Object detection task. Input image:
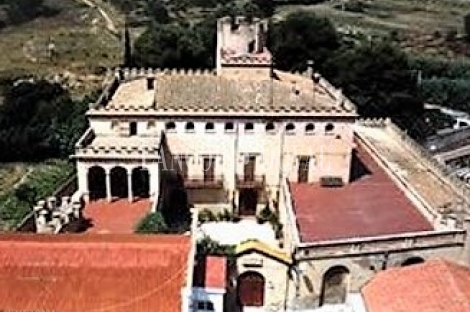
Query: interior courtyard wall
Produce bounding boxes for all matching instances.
[292,244,464,308]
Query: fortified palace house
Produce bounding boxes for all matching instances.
[69,16,470,310]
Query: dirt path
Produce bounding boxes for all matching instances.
[75,0,119,36]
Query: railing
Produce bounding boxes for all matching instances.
[235,174,265,188]
[184,175,224,189]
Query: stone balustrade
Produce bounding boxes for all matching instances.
[32,195,83,234]
[295,229,466,260]
[358,118,470,208]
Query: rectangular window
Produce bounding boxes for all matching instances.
[203,157,215,182]
[298,156,310,183]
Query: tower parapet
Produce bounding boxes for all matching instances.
[216,16,272,76]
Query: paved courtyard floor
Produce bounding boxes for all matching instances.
[83,199,151,234]
[196,219,276,245]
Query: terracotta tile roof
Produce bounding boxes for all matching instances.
[155,73,335,113]
[83,199,151,234]
[362,259,470,312]
[291,140,433,242]
[0,234,190,312]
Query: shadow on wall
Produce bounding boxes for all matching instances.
[349,150,372,182]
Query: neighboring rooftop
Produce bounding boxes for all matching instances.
[425,126,470,155]
[362,258,470,312]
[291,140,433,242]
[83,199,151,234]
[193,256,227,289]
[88,69,356,117]
[0,234,190,312]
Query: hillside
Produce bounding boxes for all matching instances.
[277,0,470,59]
[0,0,123,95]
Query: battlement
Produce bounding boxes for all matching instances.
[86,67,357,117]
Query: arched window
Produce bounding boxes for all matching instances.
[266,122,275,133]
[185,122,195,132]
[325,123,335,133]
[286,123,295,133]
[320,266,350,306]
[245,123,254,132]
[166,122,176,131]
[225,122,234,132]
[305,123,315,134]
[206,122,215,132]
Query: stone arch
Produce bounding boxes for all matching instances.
[237,271,265,307]
[110,166,128,199]
[88,166,106,200]
[132,167,150,199]
[319,265,350,306]
[401,256,425,267]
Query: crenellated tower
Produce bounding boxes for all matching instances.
[216,16,272,77]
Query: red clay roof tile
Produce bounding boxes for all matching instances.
[362,259,470,312]
[0,234,190,312]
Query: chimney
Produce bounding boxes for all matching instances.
[306,60,314,79]
[147,76,155,90]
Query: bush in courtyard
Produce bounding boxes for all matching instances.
[135,211,168,234]
[197,235,236,257]
[198,208,217,223]
[216,209,241,222]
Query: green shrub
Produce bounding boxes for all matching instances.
[198,208,217,223]
[135,212,168,234]
[216,209,240,222]
[197,235,236,257]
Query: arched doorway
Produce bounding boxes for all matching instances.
[110,166,128,199]
[319,266,350,306]
[237,271,265,307]
[88,166,106,200]
[132,167,150,199]
[402,257,425,267]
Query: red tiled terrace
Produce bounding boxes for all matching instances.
[83,199,151,234]
[0,234,190,312]
[290,141,433,242]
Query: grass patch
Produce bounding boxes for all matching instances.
[0,159,74,230]
[0,0,121,96]
[276,0,470,58]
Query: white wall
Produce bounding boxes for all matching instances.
[191,287,225,312]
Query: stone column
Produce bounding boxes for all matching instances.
[127,170,133,203]
[106,170,112,202]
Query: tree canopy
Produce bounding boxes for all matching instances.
[269,11,340,72]
[0,79,88,162]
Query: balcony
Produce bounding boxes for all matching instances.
[184,175,224,189]
[236,174,265,189]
